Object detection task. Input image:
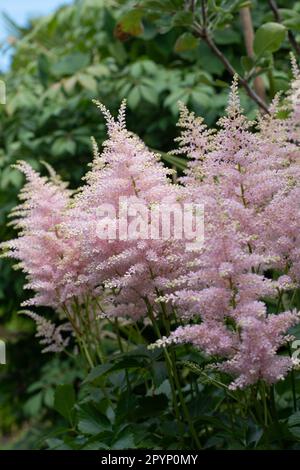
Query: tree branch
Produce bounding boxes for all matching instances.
[268,0,300,56]
[201,0,207,28]
[194,24,269,113]
[240,6,266,103]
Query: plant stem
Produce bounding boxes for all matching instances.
[240,6,266,102]
[91,299,106,363]
[268,69,276,99]
[145,299,196,447]
[275,290,298,411]
[157,301,202,449]
[62,304,94,369]
[261,382,269,427]
[115,318,131,392]
[145,302,181,417]
[288,342,298,412]
[270,385,278,422]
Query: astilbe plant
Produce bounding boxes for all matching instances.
[0,160,108,364]
[1,101,193,369]
[65,100,190,322]
[2,74,300,447]
[2,161,72,308]
[163,75,300,390]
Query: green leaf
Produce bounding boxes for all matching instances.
[44,387,55,408]
[54,384,76,424]
[241,56,255,72]
[174,33,198,53]
[127,87,141,109]
[288,412,300,428]
[77,73,98,93]
[115,392,138,422]
[117,10,144,37]
[0,168,23,189]
[214,29,240,45]
[131,62,144,78]
[160,153,186,171]
[254,22,286,56]
[283,17,300,33]
[85,363,114,383]
[77,404,111,435]
[86,64,110,77]
[139,0,180,12]
[82,441,110,450]
[52,137,76,156]
[171,11,194,27]
[229,0,252,12]
[24,393,43,417]
[37,54,50,86]
[110,357,143,371]
[51,53,90,77]
[140,85,158,105]
[289,427,300,439]
[46,438,72,450]
[112,431,135,450]
[191,90,211,107]
[152,361,168,387]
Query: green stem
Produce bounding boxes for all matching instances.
[155,299,202,449]
[268,69,276,99]
[276,290,298,412]
[115,318,131,392]
[261,382,269,427]
[62,304,94,369]
[288,342,297,412]
[73,298,96,366]
[144,300,185,443]
[91,299,106,363]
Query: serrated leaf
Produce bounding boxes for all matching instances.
[288,412,300,427]
[46,438,72,450]
[77,404,111,435]
[112,432,135,450]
